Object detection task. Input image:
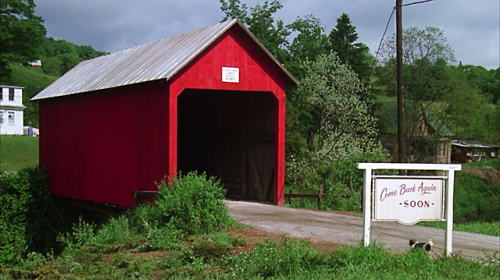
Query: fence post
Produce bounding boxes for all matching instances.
[318,184,323,210]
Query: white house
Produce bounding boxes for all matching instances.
[0,84,25,135]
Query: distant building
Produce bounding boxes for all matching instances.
[451,140,499,163]
[0,84,25,135]
[375,101,453,163]
[29,60,42,68]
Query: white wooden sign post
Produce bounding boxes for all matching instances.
[357,163,461,256]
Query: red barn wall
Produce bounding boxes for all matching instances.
[169,25,287,205]
[39,81,170,207]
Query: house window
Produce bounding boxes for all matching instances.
[0,88,3,100]
[8,112,14,125]
[9,88,14,101]
[0,111,3,123]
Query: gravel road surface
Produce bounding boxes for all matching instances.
[227,200,499,260]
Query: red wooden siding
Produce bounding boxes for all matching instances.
[169,25,286,205]
[39,81,170,207]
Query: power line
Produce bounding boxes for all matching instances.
[368,7,396,78]
[368,0,436,78]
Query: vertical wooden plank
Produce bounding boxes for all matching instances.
[168,86,178,179]
[247,142,263,201]
[274,95,286,206]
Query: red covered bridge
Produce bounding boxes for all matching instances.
[32,19,298,208]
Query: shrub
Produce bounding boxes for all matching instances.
[286,146,388,211]
[56,216,97,250]
[0,166,64,265]
[94,216,143,248]
[155,172,230,235]
[0,171,31,264]
[453,172,500,223]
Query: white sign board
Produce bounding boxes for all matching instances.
[222,67,239,83]
[374,178,444,225]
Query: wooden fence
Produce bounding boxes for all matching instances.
[284,184,327,210]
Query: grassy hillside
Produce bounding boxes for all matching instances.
[0,135,39,172]
[6,63,58,88]
[3,63,59,127]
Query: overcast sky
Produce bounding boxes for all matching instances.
[35,0,499,69]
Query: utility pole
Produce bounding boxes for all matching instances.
[396,0,405,164]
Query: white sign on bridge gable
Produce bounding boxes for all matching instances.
[375,178,444,225]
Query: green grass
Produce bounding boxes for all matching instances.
[418,221,500,237]
[463,158,500,171]
[0,135,39,172]
[1,233,498,279]
[6,63,59,88]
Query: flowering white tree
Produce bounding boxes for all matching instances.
[300,52,379,162]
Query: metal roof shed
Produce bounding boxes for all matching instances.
[32,19,298,208]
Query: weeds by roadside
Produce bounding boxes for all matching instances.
[1,171,499,279]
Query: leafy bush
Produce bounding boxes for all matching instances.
[286,146,388,212]
[0,171,31,264]
[141,220,184,251]
[94,216,143,248]
[57,216,97,251]
[154,172,230,235]
[0,166,64,265]
[453,172,500,223]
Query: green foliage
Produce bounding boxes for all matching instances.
[299,52,378,159]
[328,13,372,83]
[0,171,30,264]
[223,237,330,278]
[0,135,39,172]
[155,172,230,235]
[286,15,329,81]
[188,233,234,261]
[0,166,63,265]
[453,172,500,223]
[57,216,97,251]
[0,0,46,80]
[39,37,108,76]
[93,216,141,248]
[146,221,184,251]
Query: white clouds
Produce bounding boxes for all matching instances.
[34,0,499,69]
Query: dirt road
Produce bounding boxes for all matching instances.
[227,201,499,260]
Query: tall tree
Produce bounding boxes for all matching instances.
[286,15,329,81]
[0,0,46,80]
[300,52,377,158]
[328,13,372,83]
[377,27,456,161]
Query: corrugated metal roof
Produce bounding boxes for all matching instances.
[32,19,297,101]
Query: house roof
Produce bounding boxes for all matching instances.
[451,140,499,148]
[0,84,24,89]
[424,110,454,137]
[375,99,454,137]
[32,19,298,101]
